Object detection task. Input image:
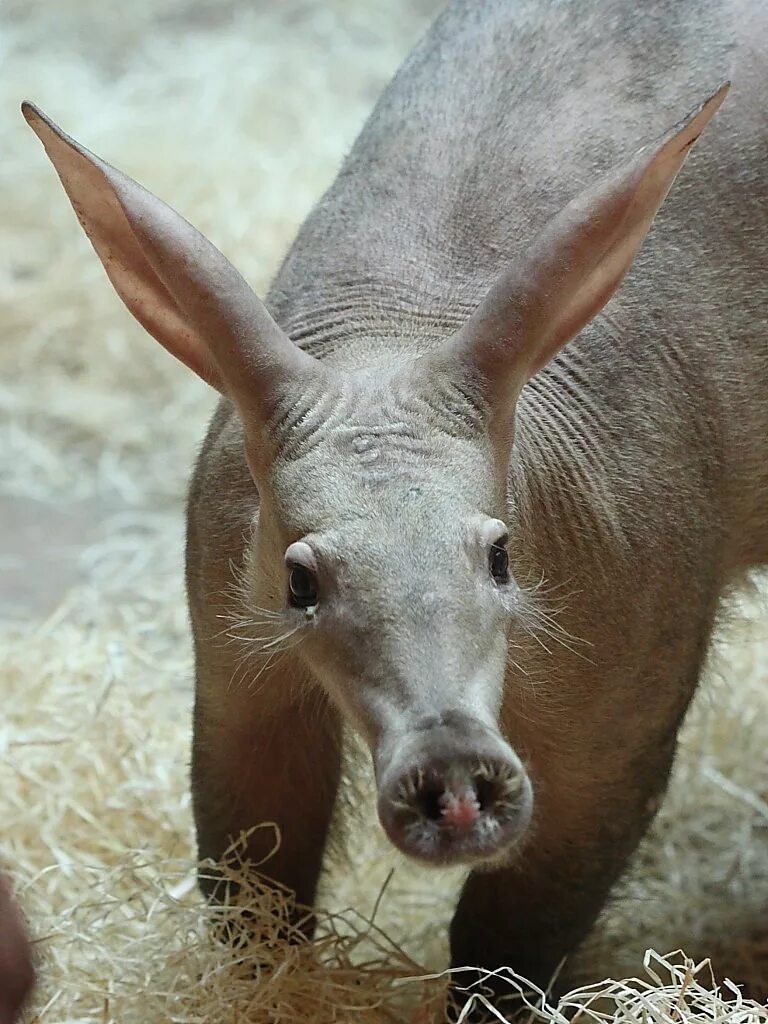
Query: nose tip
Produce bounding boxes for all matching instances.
[410,766,502,829]
[379,752,532,865]
[439,787,480,832]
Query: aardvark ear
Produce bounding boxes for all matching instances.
[425,83,729,421]
[22,102,321,419]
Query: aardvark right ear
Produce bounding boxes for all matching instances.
[22,103,321,419]
[421,82,729,432]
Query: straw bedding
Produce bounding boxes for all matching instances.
[1,1,767,1021]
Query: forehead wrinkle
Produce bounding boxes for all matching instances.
[267,372,501,534]
[271,367,487,476]
[335,418,432,485]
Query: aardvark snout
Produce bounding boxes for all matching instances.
[376,716,533,866]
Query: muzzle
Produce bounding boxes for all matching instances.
[375,711,533,866]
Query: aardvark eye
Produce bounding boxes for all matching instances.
[488,540,509,585]
[288,565,318,608]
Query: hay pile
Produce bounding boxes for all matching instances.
[1,1,767,1021]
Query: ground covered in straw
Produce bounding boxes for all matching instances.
[1,1,767,1021]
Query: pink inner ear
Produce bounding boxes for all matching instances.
[527,260,628,378]
[24,106,226,392]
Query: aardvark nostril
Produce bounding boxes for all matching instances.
[379,754,532,865]
[416,779,444,822]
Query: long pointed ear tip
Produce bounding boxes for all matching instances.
[701,79,731,117]
[690,81,731,129]
[22,104,91,171]
[21,100,42,128]
[21,101,58,143]
[663,80,730,156]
